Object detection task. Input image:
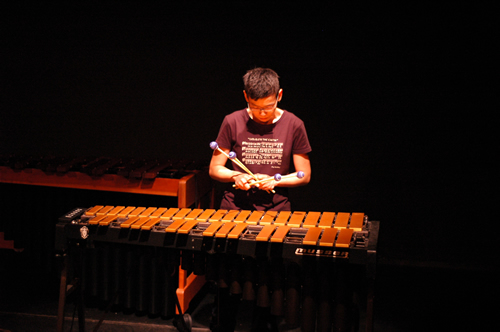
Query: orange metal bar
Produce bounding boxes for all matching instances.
[215,222,236,238]
[221,210,239,222]
[349,212,364,231]
[128,207,146,217]
[172,208,191,220]
[227,223,248,239]
[184,208,204,220]
[165,219,186,233]
[150,207,168,217]
[139,207,157,217]
[95,205,114,216]
[196,208,216,221]
[256,225,276,241]
[89,215,107,225]
[318,212,335,228]
[203,221,223,236]
[177,220,199,234]
[274,211,291,226]
[336,228,354,247]
[334,212,350,229]
[233,210,251,223]
[107,206,126,216]
[287,211,306,227]
[319,227,339,247]
[131,217,151,229]
[85,205,103,216]
[260,211,278,225]
[303,227,323,245]
[99,215,118,226]
[120,216,141,228]
[270,226,291,243]
[209,209,227,221]
[246,211,264,225]
[302,211,321,228]
[117,206,136,217]
[141,217,161,231]
[160,207,179,220]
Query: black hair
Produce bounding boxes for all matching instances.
[243,67,280,100]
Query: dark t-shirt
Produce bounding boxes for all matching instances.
[215,108,311,211]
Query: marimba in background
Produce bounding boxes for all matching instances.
[0,155,214,332]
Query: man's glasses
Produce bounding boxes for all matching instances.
[247,91,280,112]
[247,100,278,112]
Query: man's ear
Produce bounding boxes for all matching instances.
[243,90,249,102]
[277,88,283,102]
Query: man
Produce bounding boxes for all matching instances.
[207,68,313,331]
[209,67,312,211]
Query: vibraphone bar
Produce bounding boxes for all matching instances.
[56,206,379,332]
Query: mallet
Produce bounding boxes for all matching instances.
[233,171,305,188]
[210,141,274,193]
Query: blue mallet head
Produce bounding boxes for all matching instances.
[210,141,219,150]
[297,171,305,179]
[228,151,237,159]
[274,173,282,181]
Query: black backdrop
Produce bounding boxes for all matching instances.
[1,3,495,270]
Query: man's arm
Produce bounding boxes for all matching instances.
[209,148,255,190]
[257,153,311,191]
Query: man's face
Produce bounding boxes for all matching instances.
[244,90,283,125]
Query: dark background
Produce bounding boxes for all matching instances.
[1,2,496,270]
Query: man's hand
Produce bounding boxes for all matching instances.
[253,173,277,191]
[233,173,256,191]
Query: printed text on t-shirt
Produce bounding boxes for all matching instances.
[242,138,283,168]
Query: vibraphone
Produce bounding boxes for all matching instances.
[56,205,379,332]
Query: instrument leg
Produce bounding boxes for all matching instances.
[205,253,217,283]
[270,258,285,317]
[333,262,354,332]
[242,257,256,301]
[252,258,275,332]
[193,251,206,276]
[366,277,375,332]
[75,244,86,332]
[111,244,124,313]
[214,254,233,332]
[317,262,334,332]
[301,260,317,332]
[136,246,150,313]
[100,244,111,305]
[181,249,194,274]
[227,255,243,331]
[149,248,161,317]
[229,255,242,296]
[56,242,86,332]
[123,245,138,313]
[285,262,301,330]
[56,253,68,332]
[86,245,99,306]
[161,248,179,319]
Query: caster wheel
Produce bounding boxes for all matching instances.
[173,313,192,332]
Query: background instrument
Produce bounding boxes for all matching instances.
[0,155,212,208]
[0,154,213,248]
[0,155,214,332]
